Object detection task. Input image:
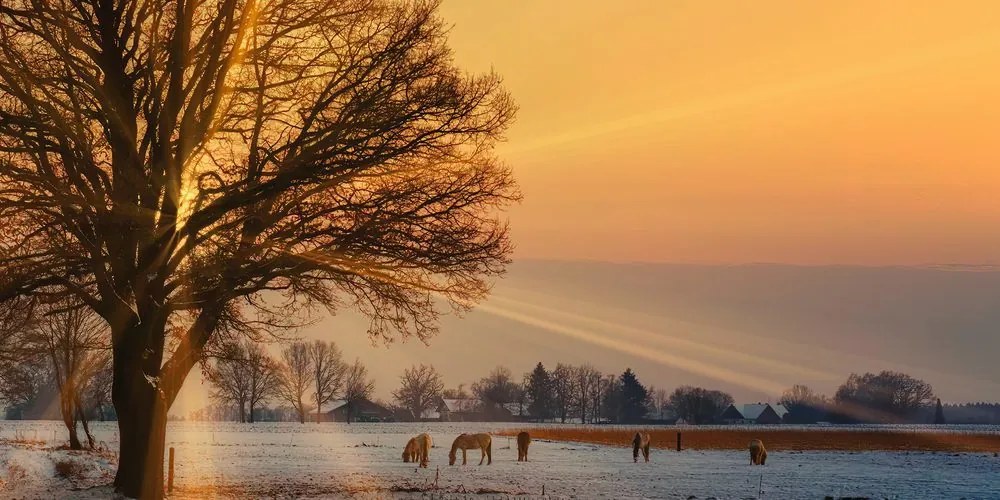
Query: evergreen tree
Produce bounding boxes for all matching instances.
[526,363,554,421]
[618,368,650,424]
[934,398,946,424]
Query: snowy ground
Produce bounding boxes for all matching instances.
[1,421,998,499]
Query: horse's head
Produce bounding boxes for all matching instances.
[448,449,457,465]
[402,449,410,462]
[632,433,642,462]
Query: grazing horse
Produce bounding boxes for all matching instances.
[402,437,419,463]
[402,433,432,467]
[749,439,767,465]
[449,433,492,465]
[632,432,651,463]
[516,431,531,461]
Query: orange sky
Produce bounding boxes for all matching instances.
[441,0,1000,265]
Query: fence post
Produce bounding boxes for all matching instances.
[676,432,682,452]
[168,447,175,493]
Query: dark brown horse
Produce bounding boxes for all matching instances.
[516,431,531,461]
[632,432,650,462]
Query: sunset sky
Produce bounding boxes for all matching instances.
[166,1,1000,414]
[442,0,1000,265]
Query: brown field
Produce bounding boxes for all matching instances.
[497,427,1000,452]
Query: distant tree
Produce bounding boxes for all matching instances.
[341,359,375,424]
[667,386,734,424]
[600,375,623,422]
[616,369,650,424]
[834,371,935,423]
[934,398,946,424]
[205,342,253,422]
[278,342,314,424]
[472,366,519,413]
[82,365,114,422]
[4,303,109,448]
[244,344,280,423]
[393,364,444,420]
[442,384,471,400]
[309,341,347,423]
[779,384,828,424]
[551,363,576,423]
[572,364,602,423]
[525,363,554,421]
[648,387,670,420]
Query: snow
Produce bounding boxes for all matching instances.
[1,421,998,498]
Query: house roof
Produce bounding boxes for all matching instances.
[741,403,789,420]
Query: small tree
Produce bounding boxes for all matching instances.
[472,366,518,413]
[309,341,347,423]
[551,363,576,423]
[342,359,375,423]
[278,342,313,424]
[393,364,444,420]
[934,398,946,425]
[244,344,280,423]
[572,364,601,423]
[525,363,554,421]
[779,384,827,424]
[205,342,252,422]
[617,369,649,424]
[442,384,471,400]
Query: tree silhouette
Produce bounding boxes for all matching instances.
[525,362,554,421]
[617,368,649,424]
[0,1,517,496]
[834,371,934,423]
[392,363,444,420]
[934,398,946,425]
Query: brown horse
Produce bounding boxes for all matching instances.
[749,439,767,465]
[516,431,531,461]
[402,437,419,463]
[632,432,651,463]
[449,433,492,465]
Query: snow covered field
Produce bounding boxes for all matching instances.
[1,421,998,499]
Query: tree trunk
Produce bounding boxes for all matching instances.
[113,375,167,499]
[60,388,82,450]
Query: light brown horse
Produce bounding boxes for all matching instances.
[632,432,651,463]
[516,431,531,461]
[449,433,492,465]
[749,439,767,465]
[402,437,419,463]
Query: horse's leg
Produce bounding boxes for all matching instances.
[462,449,467,465]
[644,445,650,462]
[479,446,485,465]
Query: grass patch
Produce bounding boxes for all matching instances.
[497,428,1000,452]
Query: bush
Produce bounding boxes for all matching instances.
[53,459,86,480]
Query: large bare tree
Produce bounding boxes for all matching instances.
[392,363,443,420]
[277,341,313,423]
[309,340,346,422]
[0,0,517,494]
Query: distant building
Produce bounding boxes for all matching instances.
[721,403,788,424]
[319,398,394,422]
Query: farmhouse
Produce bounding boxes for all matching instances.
[721,403,789,424]
[319,398,395,422]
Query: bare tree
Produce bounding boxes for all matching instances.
[341,358,375,423]
[667,386,734,424]
[0,0,517,495]
[392,363,444,420]
[649,386,670,420]
[205,342,252,422]
[278,342,313,423]
[472,365,518,416]
[551,363,576,423]
[572,364,600,423]
[309,340,347,423]
[244,343,280,423]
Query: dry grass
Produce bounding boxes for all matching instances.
[53,458,87,480]
[498,427,1000,452]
